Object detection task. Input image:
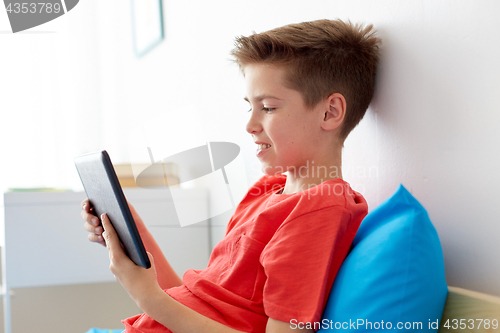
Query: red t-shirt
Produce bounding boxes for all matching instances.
[123,175,367,332]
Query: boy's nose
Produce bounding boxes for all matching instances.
[245,111,262,134]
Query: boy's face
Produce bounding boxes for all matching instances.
[244,63,326,176]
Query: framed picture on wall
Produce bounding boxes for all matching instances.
[131,0,164,57]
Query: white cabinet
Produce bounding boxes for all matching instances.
[1,187,210,333]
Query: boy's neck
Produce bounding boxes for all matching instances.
[281,151,343,195]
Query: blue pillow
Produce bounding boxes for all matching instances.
[318,184,447,332]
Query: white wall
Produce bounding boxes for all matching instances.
[0,0,102,192]
[1,0,499,297]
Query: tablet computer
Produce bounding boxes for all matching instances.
[74,150,151,269]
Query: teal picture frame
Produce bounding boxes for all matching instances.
[131,0,164,57]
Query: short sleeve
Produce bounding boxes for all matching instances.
[261,205,351,324]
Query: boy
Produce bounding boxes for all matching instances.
[81,19,380,333]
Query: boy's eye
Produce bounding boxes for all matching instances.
[246,107,275,113]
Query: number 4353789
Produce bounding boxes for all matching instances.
[6,3,62,14]
[443,319,498,330]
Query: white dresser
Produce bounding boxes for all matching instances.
[1,187,210,333]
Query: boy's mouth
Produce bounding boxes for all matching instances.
[256,143,271,157]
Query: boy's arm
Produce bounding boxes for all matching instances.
[266,318,314,333]
[141,298,314,333]
[101,212,244,333]
[101,213,312,333]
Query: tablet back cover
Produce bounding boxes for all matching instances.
[74,151,150,268]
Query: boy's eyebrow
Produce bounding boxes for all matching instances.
[243,95,283,103]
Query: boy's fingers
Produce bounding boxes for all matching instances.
[81,210,100,227]
[84,222,103,235]
[81,199,95,215]
[101,214,125,258]
[101,214,113,237]
[83,221,97,233]
[81,199,88,210]
[88,233,106,246]
[82,200,94,212]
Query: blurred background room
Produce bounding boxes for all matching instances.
[1,0,499,332]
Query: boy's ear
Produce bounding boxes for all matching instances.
[321,93,346,131]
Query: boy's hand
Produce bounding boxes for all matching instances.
[81,199,105,246]
[81,198,146,247]
[100,213,164,309]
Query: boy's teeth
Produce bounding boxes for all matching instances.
[258,144,271,149]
